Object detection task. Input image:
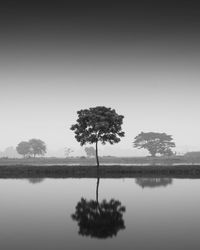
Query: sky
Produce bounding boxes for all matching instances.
[1,0,200,156]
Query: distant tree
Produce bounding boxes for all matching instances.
[133,132,175,157]
[4,146,19,158]
[71,106,125,168]
[84,147,95,158]
[65,147,74,157]
[28,139,46,157]
[16,141,31,158]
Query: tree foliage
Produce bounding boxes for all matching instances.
[71,106,125,145]
[28,139,47,157]
[16,141,31,157]
[133,132,175,157]
[16,139,46,158]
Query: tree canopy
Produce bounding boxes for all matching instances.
[16,139,46,158]
[71,106,125,167]
[29,139,46,157]
[133,132,175,157]
[16,141,31,157]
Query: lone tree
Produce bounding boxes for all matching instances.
[85,147,95,158]
[16,141,31,158]
[133,132,175,157]
[71,106,125,168]
[28,139,47,157]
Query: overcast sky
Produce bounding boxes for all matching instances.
[1,1,200,156]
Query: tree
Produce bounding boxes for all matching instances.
[71,106,125,168]
[65,147,74,158]
[85,147,95,158]
[16,141,31,158]
[133,132,175,157]
[28,139,46,157]
[3,146,19,158]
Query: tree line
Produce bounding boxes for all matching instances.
[16,106,176,167]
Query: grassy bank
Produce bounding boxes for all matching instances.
[1,155,200,166]
[0,164,200,178]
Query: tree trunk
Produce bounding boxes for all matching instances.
[96,177,100,205]
[96,177,100,212]
[95,140,100,169]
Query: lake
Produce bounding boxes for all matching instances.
[0,177,199,250]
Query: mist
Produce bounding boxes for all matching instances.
[1,0,200,156]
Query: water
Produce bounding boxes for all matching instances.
[0,178,199,249]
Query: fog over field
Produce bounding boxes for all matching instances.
[1,1,200,156]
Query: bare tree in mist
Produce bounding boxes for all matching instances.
[64,147,74,158]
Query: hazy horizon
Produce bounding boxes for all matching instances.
[1,1,200,156]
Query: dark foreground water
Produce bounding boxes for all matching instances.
[0,178,199,250]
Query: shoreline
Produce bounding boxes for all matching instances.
[0,164,200,178]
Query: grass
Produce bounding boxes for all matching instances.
[1,155,200,166]
[0,164,199,179]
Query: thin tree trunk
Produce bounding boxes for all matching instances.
[95,140,100,169]
[96,177,100,205]
[96,177,100,212]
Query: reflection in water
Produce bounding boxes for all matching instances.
[72,178,126,239]
[28,178,44,184]
[135,178,173,188]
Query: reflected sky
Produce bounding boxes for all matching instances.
[0,178,199,249]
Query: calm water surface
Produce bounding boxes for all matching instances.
[0,178,199,250]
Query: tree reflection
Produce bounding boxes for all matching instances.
[28,178,44,184]
[72,178,126,239]
[135,178,173,188]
